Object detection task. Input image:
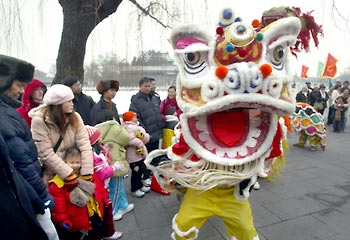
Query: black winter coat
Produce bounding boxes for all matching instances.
[0,131,48,240]
[0,93,48,204]
[90,96,121,125]
[73,91,95,125]
[130,91,163,144]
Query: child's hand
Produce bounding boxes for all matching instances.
[135,131,144,139]
[133,166,140,172]
[136,147,144,155]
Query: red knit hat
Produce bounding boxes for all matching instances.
[85,125,102,145]
[122,111,136,122]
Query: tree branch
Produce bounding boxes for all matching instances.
[128,0,171,28]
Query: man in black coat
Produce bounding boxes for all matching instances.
[130,77,163,152]
[0,133,48,240]
[64,76,95,125]
[0,54,55,239]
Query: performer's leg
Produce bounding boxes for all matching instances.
[295,130,307,147]
[215,187,258,240]
[309,135,319,151]
[172,188,213,239]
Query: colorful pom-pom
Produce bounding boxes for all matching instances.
[238,49,247,57]
[223,9,233,20]
[251,19,260,28]
[234,17,242,22]
[226,44,234,52]
[259,64,273,77]
[215,66,229,79]
[256,32,264,41]
[216,26,224,35]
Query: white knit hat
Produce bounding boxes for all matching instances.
[43,84,74,105]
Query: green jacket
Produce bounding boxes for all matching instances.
[95,120,130,177]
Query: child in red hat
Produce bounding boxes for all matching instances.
[122,111,151,198]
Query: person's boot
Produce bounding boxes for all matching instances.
[151,175,170,195]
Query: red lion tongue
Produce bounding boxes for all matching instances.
[211,110,245,147]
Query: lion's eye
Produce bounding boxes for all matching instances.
[181,51,209,79]
[185,52,201,65]
[273,46,284,62]
[268,45,285,70]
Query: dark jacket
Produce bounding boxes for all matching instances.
[129,91,163,144]
[315,91,329,108]
[0,93,48,204]
[72,91,95,125]
[17,79,46,127]
[0,132,48,240]
[295,91,309,103]
[90,96,120,125]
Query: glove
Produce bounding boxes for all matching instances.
[43,194,55,210]
[64,173,78,192]
[135,131,144,139]
[112,162,125,172]
[136,147,144,155]
[32,197,45,215]
[80,174,93,182]
[61,220,73,230]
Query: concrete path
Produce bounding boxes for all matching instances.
[115,129,350,240]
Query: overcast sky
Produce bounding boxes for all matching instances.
[1,0,350,77]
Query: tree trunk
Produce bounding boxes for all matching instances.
[53,0,123,84]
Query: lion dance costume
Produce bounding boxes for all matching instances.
[292,102,327,151]
[146,6,322,240]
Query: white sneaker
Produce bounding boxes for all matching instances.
[253,181,260,190]
[141,186,151,193]
[142,178,151,187]
[113,212,122,221]
[104,231,123,239]
[112,203,134,221]
[132,189,145,198]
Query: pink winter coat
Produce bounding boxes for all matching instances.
[122,121,150,163]
[93,147,114,187]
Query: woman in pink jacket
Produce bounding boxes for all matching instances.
[122,111,150,198]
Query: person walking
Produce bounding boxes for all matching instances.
[64,76,95,125]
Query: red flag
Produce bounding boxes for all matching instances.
[301,65,309,79]
[321,53,338,78]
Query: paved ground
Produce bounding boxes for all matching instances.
[114,129,350,240]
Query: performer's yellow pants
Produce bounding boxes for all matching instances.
[297,130,320,147]
[163,128,175,149]
[172,187,258,240]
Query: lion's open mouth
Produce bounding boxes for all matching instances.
[186,108,272,160]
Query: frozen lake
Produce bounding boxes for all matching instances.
[84,89,168,115]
